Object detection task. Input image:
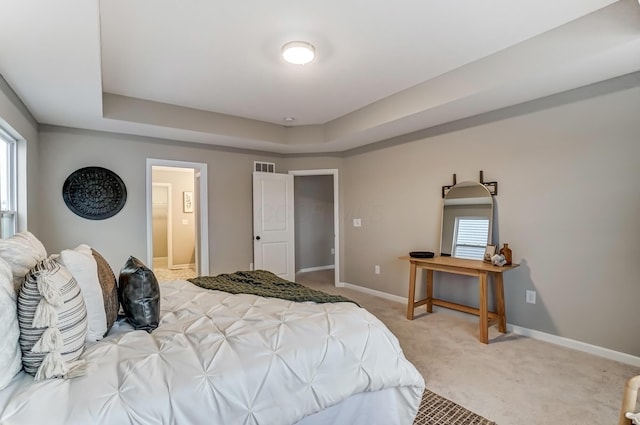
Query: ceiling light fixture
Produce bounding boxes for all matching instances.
[281,41,316,65]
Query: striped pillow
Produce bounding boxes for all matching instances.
[17,258,88,380]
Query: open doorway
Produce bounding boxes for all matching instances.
[289,169,339,287]
[151,182,172,271]
[146,159,209,281]
[152,167,195,279]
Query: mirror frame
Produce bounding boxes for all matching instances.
[439,181,494,259]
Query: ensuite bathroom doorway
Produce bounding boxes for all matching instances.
[146,159,209,281]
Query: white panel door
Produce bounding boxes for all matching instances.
[253,172,295,281]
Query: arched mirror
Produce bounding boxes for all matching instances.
[440,181,493,260]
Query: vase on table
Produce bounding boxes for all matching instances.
[499,243,512,266]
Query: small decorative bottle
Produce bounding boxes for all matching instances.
[499,243,512,266]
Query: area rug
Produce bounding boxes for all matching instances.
[414,389,497,425]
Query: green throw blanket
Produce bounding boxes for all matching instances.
[188,270,358,306]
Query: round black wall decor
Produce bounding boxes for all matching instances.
[62,166,127,220]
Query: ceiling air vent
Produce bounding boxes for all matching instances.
[254,161,275,173]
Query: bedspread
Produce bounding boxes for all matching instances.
[0,279,424,425]
[189,269,358,305]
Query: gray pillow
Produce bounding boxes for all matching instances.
[118,256,160,333]
[91,249,119,333]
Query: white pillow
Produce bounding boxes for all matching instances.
[57,245,107,342]
[0,231,47,291]
[18,258,87,380]
[0,257,21,390]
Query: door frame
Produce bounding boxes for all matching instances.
[146,158,210,275]
[288,169,340,287]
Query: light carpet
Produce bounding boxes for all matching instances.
[295,270,640,425]
[153,266,196,282]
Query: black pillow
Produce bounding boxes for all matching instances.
[118,256,160,333]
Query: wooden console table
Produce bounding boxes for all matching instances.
[399,255,519,344]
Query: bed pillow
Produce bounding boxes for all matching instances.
[118,256,160,333]
[0,257,22,390]
[91,249,119,333]
[18,258,88,380]
[0,231,47,291]
[57,245,107,342]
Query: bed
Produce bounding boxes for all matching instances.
[0,277,425,424]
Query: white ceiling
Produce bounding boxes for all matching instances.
[1,0,639,154]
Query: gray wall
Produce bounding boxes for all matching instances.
[36,126,282,275]
[4,73,640,357]
[340,84,640,356]
[294,175,334,271]
[0,75,39,235]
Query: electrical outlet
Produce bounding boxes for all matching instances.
[249,263,254,271]
[331,248,335,255]
[526,290,536,304]
[353,218,362,227]
[374,265,380,274]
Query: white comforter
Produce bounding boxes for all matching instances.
[0,280,425,425]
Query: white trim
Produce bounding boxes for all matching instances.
[170,263,196,270]
[0,128,18,236]
[340,281,640,367]
[153,165,194,173]
[146,159,209,276]
[289,169,340,288]
[297,265,335,273]
[507,324,640,367]
[337,281,407,304]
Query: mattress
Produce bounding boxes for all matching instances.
[0,279,425,425]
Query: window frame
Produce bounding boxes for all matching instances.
[451,216,490,260]
[0,126,17,238]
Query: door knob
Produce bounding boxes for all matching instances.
[255,236,261,240]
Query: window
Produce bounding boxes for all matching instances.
[452,217,490,260]
[0,128,17,238]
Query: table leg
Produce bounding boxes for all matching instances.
[478,272,488,344]
[426,269,433,313]
[494,273,506,333]
[407,261,417,320]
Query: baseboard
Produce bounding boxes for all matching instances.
[297,265,335,273]
[339,281,640,367]
[507,324,640,367]
[169,263,196,270]
[337,281,407,304]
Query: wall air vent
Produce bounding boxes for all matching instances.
[254,161,275,173]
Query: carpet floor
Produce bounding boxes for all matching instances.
[295,269,640,425]
[414,390,496,425]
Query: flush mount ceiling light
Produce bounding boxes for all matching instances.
[281,41,316,65]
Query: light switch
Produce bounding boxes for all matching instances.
[353,218,362,227]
